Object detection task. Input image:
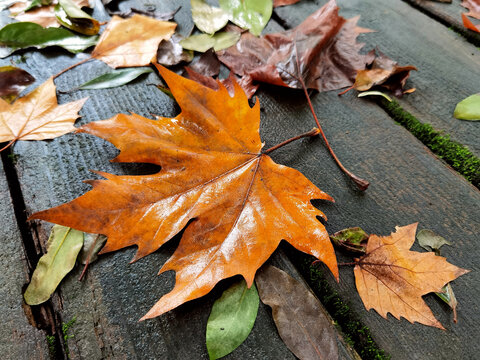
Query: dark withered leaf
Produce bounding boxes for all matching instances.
[189,49,220,77]
[0,65,35,103]
[217,0,372,92]
[256,265,338,360]
[156,34,193,66]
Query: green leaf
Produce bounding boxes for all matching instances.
[416,229,451,254]
[219,0,273,36]
[24,0,50,12]
[180,32,240,52]
[55,0,100,35]
[78,233,106,265]
[74,68,153,90]
[24,225,84,305]
[206,279,259,360]
[191,0,229,35]
[358,90,392,102]
[454,93,480,121]
[0,22,98,58]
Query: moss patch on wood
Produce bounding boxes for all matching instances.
[380,99,480,188]
[294,255,389,360]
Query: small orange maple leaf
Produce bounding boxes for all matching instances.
[354,223,469,329]
[0,77,87,151]
[31,65,338,320]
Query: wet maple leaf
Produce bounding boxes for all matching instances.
[91,15,176,68]
[0,77,87,149]
[354,223,469,329]
[217,0,373,92]
[31,65,338,319]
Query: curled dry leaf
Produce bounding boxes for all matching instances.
[0,65,35,103]
[54,0,100,35]
[353,51,417,97]
[217,0,373,92]
[9,0,89,28]
[256,265,338,360]
[30,65,338,320]
[353,223,469,329]
[91,14,176,68]
[0,77,87,150]
[329,226,369,254]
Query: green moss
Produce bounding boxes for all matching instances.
[62,316,76,358]
[46,334,56,358]
[380,99,480,188]
[295,256,389,360]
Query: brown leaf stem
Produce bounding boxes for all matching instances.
[78,234,100,281]
[292,41,369,191]
[52,57,92,79]
[263,128,320,154]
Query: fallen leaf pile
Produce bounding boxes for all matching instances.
[353,223,468,329]
[31,65,338,319]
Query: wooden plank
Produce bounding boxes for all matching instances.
[402,0,480,44]
[0,1,357,359]
[0,159,49,359]
[275,0,480,158]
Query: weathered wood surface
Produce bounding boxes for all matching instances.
[1,0,480,359]
[0,160,49,359]
[403,0,480,43]
[276,0,480,157]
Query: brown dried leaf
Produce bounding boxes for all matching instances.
[217,0,372,92]
[273,0,301,7]
[256,265,338,360]
[0,65,35,103]
[353,51,417,97]
[0,77,86,148]
[91,15,176,68]
[462,0,480,19]
[354,223,469,329]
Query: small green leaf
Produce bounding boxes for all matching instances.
[219,0,273,36]
[24,0,51,12]
[416,229,451,254]
[24,225,84,305]
[358,90,392,102]
[74,68,153,90]
[55,0,100,35]
[180,32,240,53]
[191,0,229,35]
[78,233,106,265]
[206,279,259,360]
[0,22,98,58]
[454,93,480,121]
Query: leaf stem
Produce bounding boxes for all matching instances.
[0,140,15,152]
[263,128,320,154]
[78,234,100,281]
[53,57,92,79]
[292,41,369,191]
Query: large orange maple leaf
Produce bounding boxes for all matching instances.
[354,223,469,329]
[31,65,338,320]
